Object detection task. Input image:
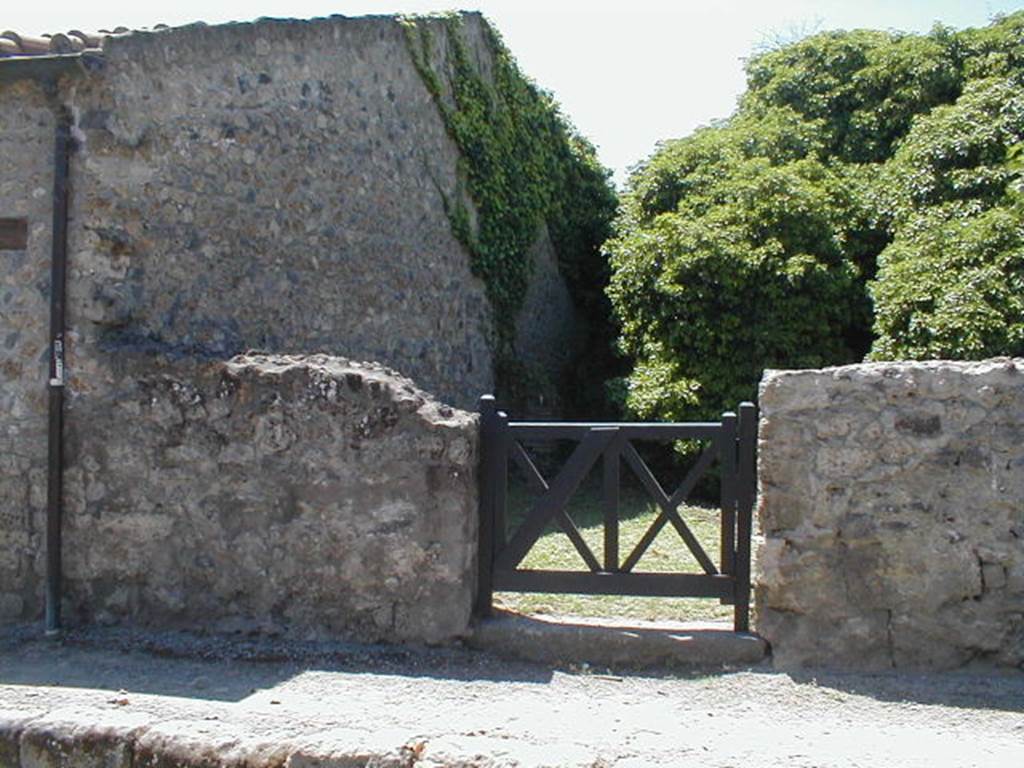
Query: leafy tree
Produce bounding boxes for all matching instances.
[607,126,869,422]
[870,75,1024,359]
[956,11,1024,79]
[608,11,1024,423]
[742,28,962,163]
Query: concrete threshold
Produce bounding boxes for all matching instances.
[469,610,769,668]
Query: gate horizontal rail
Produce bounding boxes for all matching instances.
[506,423,724,440]
[475,395,757,633]
[493,571,736,598]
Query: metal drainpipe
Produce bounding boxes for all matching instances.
[45,104,73,637]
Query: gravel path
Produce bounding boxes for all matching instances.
[1,626,1022,767]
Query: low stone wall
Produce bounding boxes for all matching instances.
[757,358,1024,669]
[50,354,478,643]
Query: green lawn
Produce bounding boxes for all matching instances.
[493,461,735,624]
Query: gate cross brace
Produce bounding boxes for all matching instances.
[510,439,602,572]
[495,427,618,571]
[620,440,719,574]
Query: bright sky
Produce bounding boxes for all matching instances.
[6,1,1023,184]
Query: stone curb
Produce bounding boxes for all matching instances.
[0,707,605,768]
[0,708,408,768]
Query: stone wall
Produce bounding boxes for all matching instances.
[64,14,499,409]
[515,223,579,384]
[757,359,1024,669]
[61,354,477,642]
[0,80,54,622]
[0,13,576,628]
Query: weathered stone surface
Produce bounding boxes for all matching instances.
[55,354,478,643]
[756,358,1024,670]
[18,707,148,768]
[471,612,767,668]
[0,79,53,630]
[132,718,295,768]
[514,222,580,403]
[62,14,501,410]
[0,709,35,768]
[0,13,574,628]
[5,630,1024,768]
[284,728,418,768]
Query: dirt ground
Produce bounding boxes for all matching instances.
[1,625,1023,767]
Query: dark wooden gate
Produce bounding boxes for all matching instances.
[475,396,757,632]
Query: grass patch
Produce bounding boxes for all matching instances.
[494,450,734,624]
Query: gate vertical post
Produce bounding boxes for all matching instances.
[495,409,509,552]
[476,395,499,618]
[719,411,738,588]
[602,431,620,572]
[734,402,757,632]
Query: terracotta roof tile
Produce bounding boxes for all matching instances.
[0,26,146,58]
[1,32,55,55]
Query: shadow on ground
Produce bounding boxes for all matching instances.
[0,623,554,703]
[2,623,1021,714]
[784,668,1024,714]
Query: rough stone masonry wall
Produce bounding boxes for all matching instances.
[64,15,501,409]
[0,80,54,623]
[0,13,574,628]
[757,359,1024,670]
[62,354,478,642]
[57,13,575,410]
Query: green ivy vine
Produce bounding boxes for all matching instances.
[400,13,617,402]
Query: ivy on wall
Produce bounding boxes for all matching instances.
[400,13,617,404]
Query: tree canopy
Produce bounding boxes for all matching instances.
[606,12,1024,422]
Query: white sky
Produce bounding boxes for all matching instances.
[6,1,1022,184]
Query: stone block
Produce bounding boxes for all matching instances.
[0,594,24,619]
[18,708,149,768]
[55,354,478,644]
[759,608,892,671]
[0,711,27,768]
[756,358,1024,670]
